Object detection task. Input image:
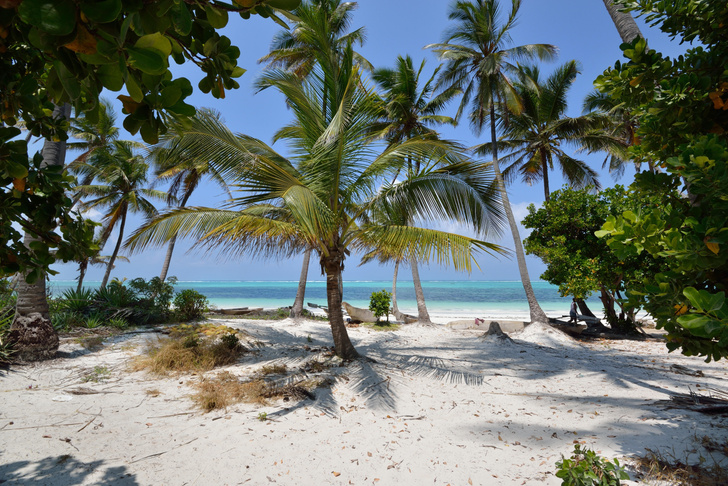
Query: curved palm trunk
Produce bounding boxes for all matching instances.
[76,259,89,293]
[410,257,432,324]
[323,253,358,359]
[602,0,644,43]
[391,260,404,321]
[490,105,549,324]
[158,234,178,282]
[101,209,127,288]
[159,193,192,282]
[10,104,70,360]
[290,249,311,319]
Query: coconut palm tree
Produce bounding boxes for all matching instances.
[258,0,371,319]
[10,104,70,360]
[127,47,505,359]
[602,0,644,44]
[372,55,459,324]
[149,110,233,282]
[427,0,556,324]
[75,141,166,288]
[476,61,627,201]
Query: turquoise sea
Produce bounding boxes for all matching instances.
[48,280,599,321]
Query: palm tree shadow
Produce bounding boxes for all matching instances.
[0,455,138,485]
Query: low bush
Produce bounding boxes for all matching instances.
[173,289,209,322]
[555,444,629,485]
[369,289,392,323]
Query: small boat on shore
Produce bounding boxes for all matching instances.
[216,307,263,316]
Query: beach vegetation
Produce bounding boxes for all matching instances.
[173,289,209,322]
[368,289,392,323]
[361,321,401,332]
[258,0,371,320]
[555,444,629,485]
[523,186,666,333]
[1,1,300,362]
[73,143,167,288]
[126,42,505,360]
[132,331,247,376]
[474,61,627,202]
[427,0,556,325]
[370,54,461,324]
[594,0,728,361]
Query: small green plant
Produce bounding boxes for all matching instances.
[220,332,240,351]
[173,289,209,322]
[82,366,111,383]
[51,310,83,331]
[84,314,104,329]
[555,444,629,485]
[369,289,392,323]
[306,334,313,343]
[257,411,267,422]
[108,317,129,330]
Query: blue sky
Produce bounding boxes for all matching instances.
[51,0,690,283]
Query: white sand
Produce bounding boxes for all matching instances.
[1,318,726,485]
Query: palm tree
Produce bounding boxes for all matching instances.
[258,0,371,319]
[67,101,144,289]
[149,110,233,282]
[75,141,166,288]
[372,55,459,324]
[10,104,70,360]
[127,48,505,359]
[583,89,649,177]
[427,0,556,325]
[476,61,627,201]
[602,0,644,44]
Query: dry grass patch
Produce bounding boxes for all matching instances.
[258,363,287,376]
[193,371,324,412]
[131,331,248,375]
[631,446,728,486]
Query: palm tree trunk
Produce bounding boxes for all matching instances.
[76,259,89,293]
[391,260,404,321]
[159,193,192,282]
[490,104,549,324]
[10,103,70,360]
[540,148,550,202]
[410,257,432,324]
[290,249,311,319]
[324,254,358,359]
[101,209,127,288]
[602,0,644,44]
[158,234,178,282]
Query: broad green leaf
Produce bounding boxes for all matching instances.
[623,210,637,223]
[5,161,28,179]
[80,0,122,23]
[205,5,228,28]
[160,85,182,108]
[171,3,193,36]
[135,33,172,57]
[53,61,81,100]
[97,64,124,91]
[17,0,76,36]
[127,47,167,75]
[123,72,144,102]
[677,313,711,331]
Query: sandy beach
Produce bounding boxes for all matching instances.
[1,317,726,485]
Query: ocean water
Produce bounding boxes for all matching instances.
[48,280,598,321]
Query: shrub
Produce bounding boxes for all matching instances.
[108,317,129,330]
[51,311,84,331]
[369,289,392,322]
[173,289,209,322]
[555,444,629,486]
[59,288,94,314]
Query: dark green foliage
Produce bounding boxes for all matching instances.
[1,0,300,281]
[523,187,664,333]
[0,279,15,362]
[49,277,209,329]
[369,289,392,322]
[555,444,629,485]
[595,1,728,360]
[173,289,209,322]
